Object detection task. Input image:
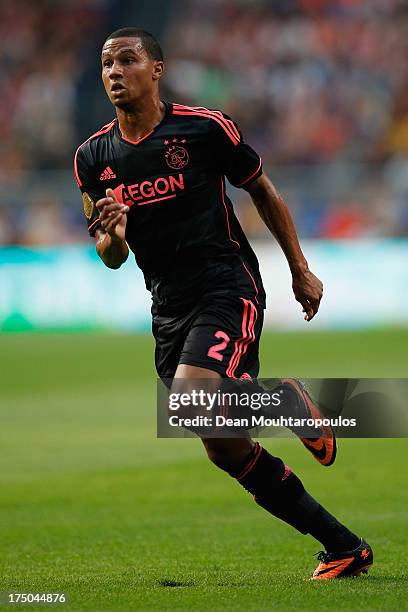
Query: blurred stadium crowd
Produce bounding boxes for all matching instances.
[0,0,407,244]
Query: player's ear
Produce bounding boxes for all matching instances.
[152,60,164,81]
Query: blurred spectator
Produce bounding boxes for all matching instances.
[0,0,104,174]
[0,210,13,245]
[165,0,408,166]
[162,0,408,238]
[0,0,407,243]
[19,192,69,246]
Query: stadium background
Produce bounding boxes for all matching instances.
[0,1,407,610]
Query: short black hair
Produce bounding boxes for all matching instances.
[105,28,164,61]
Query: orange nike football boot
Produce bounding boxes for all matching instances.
[311,538,373,580]
[281,378,337,466]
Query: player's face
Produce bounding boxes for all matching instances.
[101,37,163,109]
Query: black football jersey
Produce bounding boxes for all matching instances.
[74,102,266,311]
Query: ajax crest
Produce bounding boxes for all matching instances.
[164,138,189,170]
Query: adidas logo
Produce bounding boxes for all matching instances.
[99,166,116,180]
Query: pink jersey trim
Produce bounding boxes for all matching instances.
[237,442,262,481]
[192,106,241,141]
[172,104,241,146]
[226,298,258,379]
[235,158,262,188]
[88,217,101,232]
[74,119,116,187]
[220,177,240,250]
[173,103,241,142]
[242,261,259,303]
[120,129,154,146]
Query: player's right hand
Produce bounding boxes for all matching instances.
[96,188,129,242]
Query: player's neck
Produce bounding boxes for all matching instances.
[116,96,165,142]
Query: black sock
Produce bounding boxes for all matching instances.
[308,506,360,552]
[232,443,319,533]
[232,443,360,551]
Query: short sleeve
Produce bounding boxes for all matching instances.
[74,145,104,236]
[211,112,263,188]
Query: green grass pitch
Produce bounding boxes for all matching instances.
[0,330,407,610]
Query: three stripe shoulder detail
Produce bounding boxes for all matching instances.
[172,103,241,146]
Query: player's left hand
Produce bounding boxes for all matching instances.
[292,270,323,321]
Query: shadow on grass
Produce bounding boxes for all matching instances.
[158,579,195,588]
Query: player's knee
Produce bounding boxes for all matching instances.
[202,438,254,473]
[204,444,229,470]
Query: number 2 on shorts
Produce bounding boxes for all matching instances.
[207,331,230,362]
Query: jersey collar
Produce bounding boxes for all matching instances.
[117,101,171,146]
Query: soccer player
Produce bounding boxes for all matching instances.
[74,28,373,579]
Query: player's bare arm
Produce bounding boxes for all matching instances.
[95,188,129,269]
[246,173,323,321]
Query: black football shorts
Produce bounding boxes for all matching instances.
[152,291,264,380]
